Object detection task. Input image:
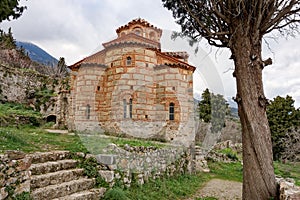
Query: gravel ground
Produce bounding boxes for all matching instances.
[184,179,242,200]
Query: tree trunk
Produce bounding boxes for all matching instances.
[231,30,277,199]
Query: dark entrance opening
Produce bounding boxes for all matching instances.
[46,115,57,123]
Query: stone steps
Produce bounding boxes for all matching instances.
[29,151,106,200]
[53,188,106,200]
[30,151,71,164]
[31,168,84,189]
[30,159,78,175]
[31,178,95,200]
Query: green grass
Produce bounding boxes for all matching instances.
[0,126,87,153]
[0,102,42,126]
[274,161,300,186]
[120,173,212,200]
[0,126,166,154]
[208,161,243,182]
[77,133,166,154]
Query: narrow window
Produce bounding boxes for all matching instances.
[123,99,127,118]
[129,98,133,119]
[126,56,132,66]
[169,103,174,120]
[86,104,90,120]
[97,86,101,91]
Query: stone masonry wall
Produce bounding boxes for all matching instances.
[0,151,31,199]
[96,144,193,187]
[74,45,195,146]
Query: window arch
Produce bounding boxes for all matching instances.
[86,104,91,120]
[126,56,132,66]
[129,98,133,119]
[133,27,142,36]
[149,31,156,40]
[169,102,175,120]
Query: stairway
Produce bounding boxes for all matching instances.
[29,151,106,200]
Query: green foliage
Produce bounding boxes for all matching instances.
[103,187,130,200]
[14,192,32,200]
[0,0,26,23]
[77,157,109,188]
[198,88,230,133]
[34,84,56,111]
[198,89,211,123]
[267,95,300,160]
[78,157,98,177]
[217,148,239,161]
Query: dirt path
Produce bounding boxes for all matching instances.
[184,179,242,200]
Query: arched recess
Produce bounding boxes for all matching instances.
[46,115,57,123]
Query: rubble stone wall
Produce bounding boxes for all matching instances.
[0,151,31,199]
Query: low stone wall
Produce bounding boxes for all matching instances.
[96,144,193,187]
[277,177,300,200]
[0,151,31,199]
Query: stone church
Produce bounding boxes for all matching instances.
[69,18,196,146]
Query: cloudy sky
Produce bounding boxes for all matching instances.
[1,0,299,107]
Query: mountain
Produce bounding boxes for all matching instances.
[16,41,58,66]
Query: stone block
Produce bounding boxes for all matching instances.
[133,74,144,80]
[98,170,114,183]
[116,68,124,73]
[145,50,155,57]
[96,154,116,165]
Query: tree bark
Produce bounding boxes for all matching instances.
[231,28,277,199]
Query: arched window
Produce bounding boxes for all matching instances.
[169,103,175,120]
[126,56,132,66]
[86,104,90,120]
[123,99,127,118]
[149,31,156,40]
[129,98,133,119]
[133,27,142,36]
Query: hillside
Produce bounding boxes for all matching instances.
[16,41,58,66]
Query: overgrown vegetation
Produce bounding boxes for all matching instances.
[77,156,109,188]
[0,102,42,127]
[216,148,239,161]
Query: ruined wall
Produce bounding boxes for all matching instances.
[0,63,71,128]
